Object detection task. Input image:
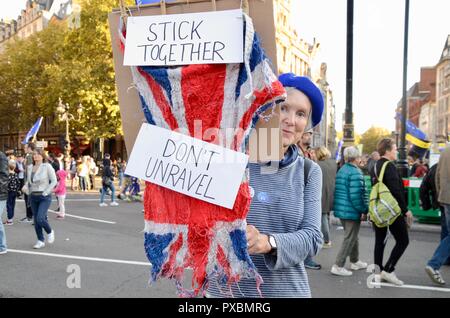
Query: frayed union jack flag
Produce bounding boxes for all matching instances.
[118,13,285,297]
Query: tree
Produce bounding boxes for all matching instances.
[359,126,392,154]
[0,0,135,139]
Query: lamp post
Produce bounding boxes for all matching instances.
[343,0,355,147]
[397,0,410,179]
[56,97,83,171]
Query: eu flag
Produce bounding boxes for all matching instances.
[21,117,43,145]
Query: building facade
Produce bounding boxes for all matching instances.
[274,0,336,153]
[396,68,436,138]
[436,35,450,143]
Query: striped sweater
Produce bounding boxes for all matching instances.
[207,146,323,298]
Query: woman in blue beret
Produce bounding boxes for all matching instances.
[207,73,324,298]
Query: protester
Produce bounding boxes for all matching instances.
[297,129,322,270]
[420,162,450,267]
[367,151,380,175]
[425,145,450,285]
[370,138,413,285]
[22,149,57,249]
[297,128,314,159]
[19,142,35,223]
[5,160,20,225]
[54,169,68,219]
[77,158,88,192]
[331,146,368,276]
[315,146,336,248]
[16,154,25,198]
[0,150,9,254]
[116,157,126,191]
[207,73,324,297]
[99,155,119,207]
[69,157,78,190]
[87,156,98,190]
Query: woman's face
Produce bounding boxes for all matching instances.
[280,89,312,149]
[385,144,398,161]
[33,151,43,162]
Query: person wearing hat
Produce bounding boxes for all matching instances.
[207,73,324,298]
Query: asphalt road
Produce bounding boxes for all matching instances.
[1,190,449,298]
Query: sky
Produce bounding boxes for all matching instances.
[1,0,449,134]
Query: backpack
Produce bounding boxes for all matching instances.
[369,161,401,228]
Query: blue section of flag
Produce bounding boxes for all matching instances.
[21,117,43,145]
[395,113,427,140]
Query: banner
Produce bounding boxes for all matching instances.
[124,10,244,66]
[125,123,248,209]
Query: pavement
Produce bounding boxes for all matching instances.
[0,190,449,298]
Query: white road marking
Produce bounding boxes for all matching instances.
[48,209,116,224]
[7,249,151,266]
[372,282,450,293]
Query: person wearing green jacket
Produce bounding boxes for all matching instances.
[331,146,368,276]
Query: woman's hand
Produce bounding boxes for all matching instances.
[405,211,413,228]
[246,225,271,255]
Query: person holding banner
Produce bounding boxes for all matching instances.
[207,73,324,298]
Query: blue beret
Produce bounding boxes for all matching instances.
[278,73,324,128]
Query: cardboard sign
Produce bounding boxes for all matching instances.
[125,123,248,209]
[124,9,243,66]
[109,0,282,162]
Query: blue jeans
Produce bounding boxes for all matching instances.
[100,183,116,203]
[0,200,7,251]
[118,172,124,189]
[30,194,52,242]
[427,204,450,270]
[7,191,16,220]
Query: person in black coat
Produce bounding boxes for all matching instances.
[419,164,450,265]
[369,138,413,286]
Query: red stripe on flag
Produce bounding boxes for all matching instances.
[181,64,226,142]
[162,233,184,277]
[137,67,179,130]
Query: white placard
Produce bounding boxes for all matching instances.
[123,9,244,66]
[125,123,248,209]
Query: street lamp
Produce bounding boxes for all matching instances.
[56,97,83,171]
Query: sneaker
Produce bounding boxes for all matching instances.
[323,241,332,249]
[380,271,404,286]
[19,217,33,223]
[331,265,353,276]
[350,260,368,270]
[47,230,55,244]
[3,220,13,225]
[33,241,45,249]
[304,260,322,270]
[425,266,446,285]
[56,215,65,220]
[0,249,7,255]
[110,201,119,206]
[99,203,108,207]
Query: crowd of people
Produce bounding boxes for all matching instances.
[0,145,145,252]
[0,73,449,297]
